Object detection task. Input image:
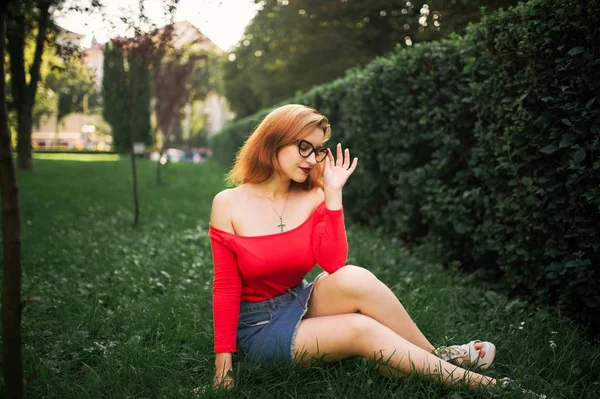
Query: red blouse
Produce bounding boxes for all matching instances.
[208,201,348,353]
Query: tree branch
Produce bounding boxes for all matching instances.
[27,0,52,104]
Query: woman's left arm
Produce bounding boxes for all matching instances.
[313,143,358,273]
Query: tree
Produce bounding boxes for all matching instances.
[112,0,180,223]
[225,0,517,117]
[45,54,96,131]
[102,40,130,153]
[153,45,206,183]
[131,21,207,183]
[1,0,24,396]
[6,0,104,168]
[127,47,152,146]
[124,38,153,226]
[6,0,53,169]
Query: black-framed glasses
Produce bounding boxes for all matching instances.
[297,139,328,162]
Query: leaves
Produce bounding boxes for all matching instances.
[224,0,519,117]
[567,46,586,56]
[539,144,559,154]
[213,0,600,334]
[573,148,586,163]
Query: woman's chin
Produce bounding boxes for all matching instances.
[291,172,309,184]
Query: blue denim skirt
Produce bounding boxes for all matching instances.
[237,274,324,364]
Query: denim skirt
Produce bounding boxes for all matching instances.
[237,274,325,364]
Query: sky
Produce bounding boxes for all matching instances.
[54,0,262,52]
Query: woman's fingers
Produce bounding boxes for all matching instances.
[348,157,358,174]
[326,144,357,174]
[343,148,350,169]
[322,146,358,188]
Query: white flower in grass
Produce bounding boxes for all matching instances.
[518,321,525,330]
[549,340,557,349]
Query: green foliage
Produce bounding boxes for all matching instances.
[102,41,154,152]
[45,55,96,122]
[209,109,267,169]
[211,0,600,330]
[187,52,223,104]
[454,0,600,324]
[223,0,517,118]
[11,158,600,398]
[102,41,130,153]
[128,48,152,146]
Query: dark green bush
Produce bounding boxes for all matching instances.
[460,0,600,319]
[210,0,600,331]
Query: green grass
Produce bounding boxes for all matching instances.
[2,156,598,398]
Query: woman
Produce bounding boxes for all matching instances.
[208,104,517,393]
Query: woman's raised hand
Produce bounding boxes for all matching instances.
[323,143,358,191]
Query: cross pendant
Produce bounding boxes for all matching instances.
[277,217,286,232]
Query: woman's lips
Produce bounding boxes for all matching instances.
[299,167,311,174]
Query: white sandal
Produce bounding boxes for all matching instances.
[433,340,496,369]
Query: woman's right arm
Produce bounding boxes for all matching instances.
[210,190,241,389]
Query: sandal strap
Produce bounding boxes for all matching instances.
[434,345,468,362]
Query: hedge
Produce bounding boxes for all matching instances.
[210,0,600,331]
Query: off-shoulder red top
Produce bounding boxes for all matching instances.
[208,201,348,353]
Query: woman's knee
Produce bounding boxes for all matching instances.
[334,265,380,297]
[347,313,387,351]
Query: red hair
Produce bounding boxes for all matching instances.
[227,104,331,190]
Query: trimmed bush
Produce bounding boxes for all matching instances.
[210,0,600,331]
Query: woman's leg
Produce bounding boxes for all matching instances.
[304,266,487,358]
[294,313,496,389]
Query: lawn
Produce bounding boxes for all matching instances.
[4,155,598,398]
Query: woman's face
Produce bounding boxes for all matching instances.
[276,127,326,183]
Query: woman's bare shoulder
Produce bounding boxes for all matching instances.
[300,186,324,211]
[312,187,325,203]
[210,188,240,233]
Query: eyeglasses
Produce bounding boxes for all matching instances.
[297,139,328,162]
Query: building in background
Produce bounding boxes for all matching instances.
[33,21,234,151]
[32,114,112,151]
[82,36,104,90]
[55,25,84,49]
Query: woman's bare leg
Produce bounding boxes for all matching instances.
[294,313,496,389]
[305,266,487,358]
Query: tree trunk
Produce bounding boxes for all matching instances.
[130,151,139,225]
[129,109,139,226]
[7,1,51,170]
[1,5,24,397]
[16,104,33,169]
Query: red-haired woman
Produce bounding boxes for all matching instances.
[207,104,524,394]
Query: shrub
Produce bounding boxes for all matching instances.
[210,0,600,331]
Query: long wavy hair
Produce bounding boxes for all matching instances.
[227,104,331,190]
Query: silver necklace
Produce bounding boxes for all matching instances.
[263,190,290,232]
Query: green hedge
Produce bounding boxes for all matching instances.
[210,0,600,331]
